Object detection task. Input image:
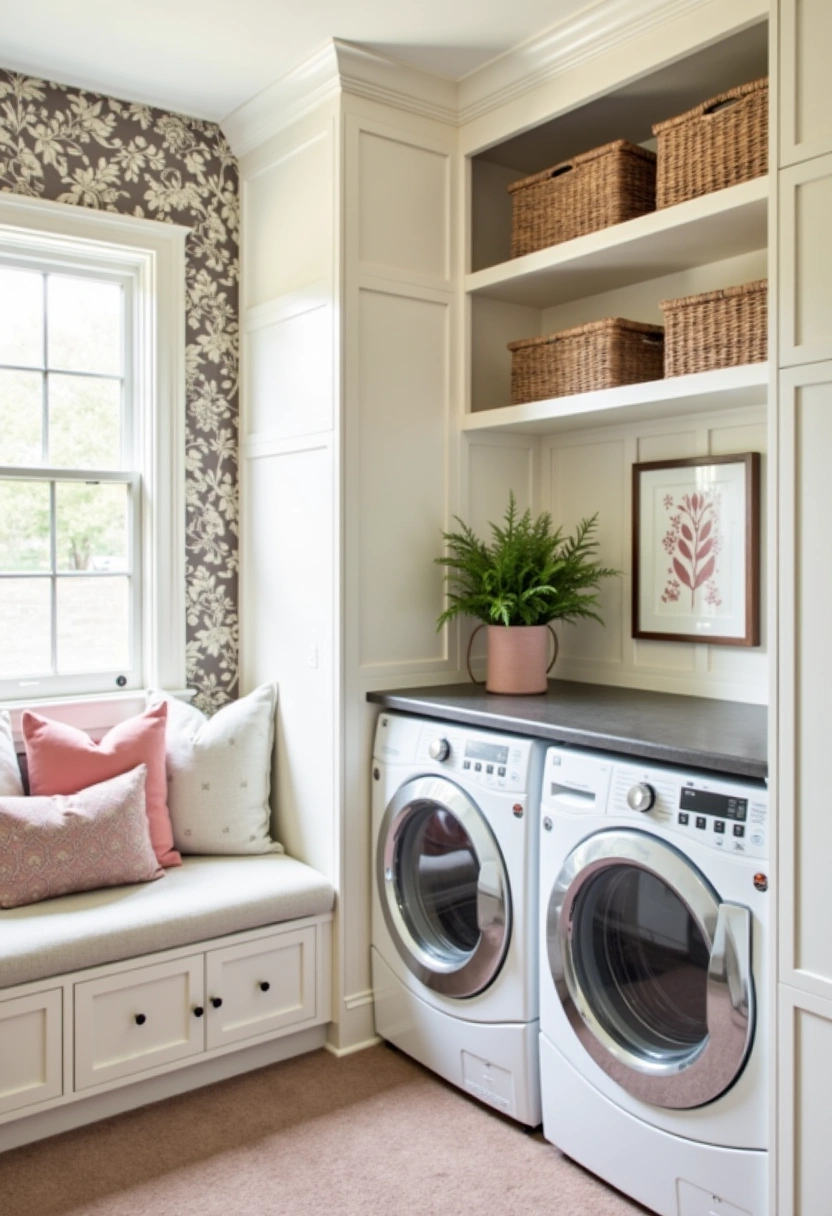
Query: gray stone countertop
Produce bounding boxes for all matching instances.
[366,680,767,781]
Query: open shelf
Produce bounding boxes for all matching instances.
[466,178,768,309]
[461,363,769,436]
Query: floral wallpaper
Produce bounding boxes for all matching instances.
[0,70,239,712]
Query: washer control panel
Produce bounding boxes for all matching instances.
[414,725,533,794]
[544,746,768,861]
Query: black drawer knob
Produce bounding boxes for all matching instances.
[193,1006,204,1018]
[259,981,270,992]
[135,1013,147,1026]
[210,997,223,1009]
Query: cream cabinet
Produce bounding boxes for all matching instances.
[74,956,205,1090]
[205,925,317,1050]
[778,154,832,366]
[0,989,62,1117]
[779,0,832,166]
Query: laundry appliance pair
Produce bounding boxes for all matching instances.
[371,712,770,1216]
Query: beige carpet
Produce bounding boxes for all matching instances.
[0,1045,649,1215]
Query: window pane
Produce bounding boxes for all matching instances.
[0,480,51,572]
[48,374,121,468]
[57,576,130,673]
[56,482,128,573]
[0,267,43,368]
[0,369,43,466]
[47,275,122,376]
[0,578,51,677]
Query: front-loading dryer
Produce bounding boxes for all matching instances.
[371,711,545,1126]
[538,745,770,1216]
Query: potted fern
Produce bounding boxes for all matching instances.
[435,492,617,695]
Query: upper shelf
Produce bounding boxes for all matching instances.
[461,363,769,436]
[466,178,769,310]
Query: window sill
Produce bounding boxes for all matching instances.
[2,688,195,746]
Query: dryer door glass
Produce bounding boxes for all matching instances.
[547,828,755,1109]
[378,776,512,999]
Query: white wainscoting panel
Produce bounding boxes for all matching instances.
[357,286,450,670]
[242,127,334,309]
[241,442,336,883]
[357,127,451,285]
[541,408,767,701]
[245,297,333,442]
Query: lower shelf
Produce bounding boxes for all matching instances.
[462,363,769,435]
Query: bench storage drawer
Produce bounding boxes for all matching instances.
[205,926,317,1050]
[75,956,205,1090]
[0,990,63,1116]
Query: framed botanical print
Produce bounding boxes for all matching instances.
[632,452,761,646]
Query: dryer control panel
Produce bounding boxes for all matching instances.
[543,746,769,861]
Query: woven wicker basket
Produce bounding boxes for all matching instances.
[508,318,665,405]
[661,280,767,377]
[653,77,768,209]
[507,140,656,259]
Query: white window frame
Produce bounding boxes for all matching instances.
[0,194,190,735]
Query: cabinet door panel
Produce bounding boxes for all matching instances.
[75,956,204,1090]
[778,363,832,999]
[0,989,62,1117]
[778,988,832,1214]
[780,0,832,166]
[779,156,832,367]
[205,927,316,1051]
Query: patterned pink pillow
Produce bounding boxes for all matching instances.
[22,703,180,868]
[0,765,164,909]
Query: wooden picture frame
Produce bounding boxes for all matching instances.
[632,452,761,647]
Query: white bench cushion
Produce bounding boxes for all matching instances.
[0,855,334,990]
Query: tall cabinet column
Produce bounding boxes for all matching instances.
[776,0,832,1210]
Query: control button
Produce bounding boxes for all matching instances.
[751,831,764,847]
[733,824,745,838]
[678,812,689,825]
[695,817,707,830]
[486,765,494,775]
[474,763,482,772]
[463,760,470,770]
[714,821,726,834]
[498,767,506,777]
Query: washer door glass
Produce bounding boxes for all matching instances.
[379,775,512,998]
[547,828,755,1110]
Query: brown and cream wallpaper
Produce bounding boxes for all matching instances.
[0,70,239,712]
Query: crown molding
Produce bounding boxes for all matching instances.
[457,0,725,124]
[332,40,459,126]
[221,41,342,158]
[222,0,743,156]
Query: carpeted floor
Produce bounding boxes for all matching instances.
[0,1045,649,1215]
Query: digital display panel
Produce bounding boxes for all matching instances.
[679,788,748,821]
[465,741,509,764]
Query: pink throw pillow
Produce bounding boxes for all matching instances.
[22,703,181,868]
[0,765,164,909]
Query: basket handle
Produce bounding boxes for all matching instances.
[641,332,664,345]
[465,624,560,684]
[548,163,574,179]
[703,96,741,117]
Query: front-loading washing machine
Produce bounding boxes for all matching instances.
[371,711,545,1126]
[538,745,770,1216]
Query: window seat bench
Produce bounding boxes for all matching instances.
[0,854,335,1151]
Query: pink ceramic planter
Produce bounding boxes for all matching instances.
[467,624,559,695]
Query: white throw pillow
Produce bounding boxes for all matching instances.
[147,686,283,855]
[1,711,24,796]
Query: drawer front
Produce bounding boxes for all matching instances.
[205,927,317,1051]
[75,956,205,1090]
[0,989,63,1116]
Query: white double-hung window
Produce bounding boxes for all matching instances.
[0,195,187,708]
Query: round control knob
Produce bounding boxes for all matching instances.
[626,783,656,813]
[429,738,450,762]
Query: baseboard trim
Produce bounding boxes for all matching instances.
[0,1025,326,1154]
[324,1035,382,1058]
